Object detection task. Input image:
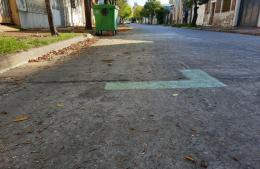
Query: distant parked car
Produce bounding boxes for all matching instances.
[124,20,131,24]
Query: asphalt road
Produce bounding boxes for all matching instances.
[1,24,260,169]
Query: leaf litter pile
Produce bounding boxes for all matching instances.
[29,37,97,63]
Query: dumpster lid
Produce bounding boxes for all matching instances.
[93,4,119,10]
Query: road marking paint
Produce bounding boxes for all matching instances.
[105,69,226,90]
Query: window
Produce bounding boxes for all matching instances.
[71,0,76,8]
[222,0,231,12]
[26,0,46,14]
[215,0,221,13]
[0,0,11,16]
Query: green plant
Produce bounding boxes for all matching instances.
[143,0,162,24]
[133,5,143,22]
[0,33,78,55]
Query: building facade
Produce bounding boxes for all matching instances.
[169,0,260,27]
[1,0,87,29]
[0,0,11,23]
[169,0,184,24]
[203,0,260,27]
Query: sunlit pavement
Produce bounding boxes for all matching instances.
[1,24,260,169]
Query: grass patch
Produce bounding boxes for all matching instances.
[0,33,79,55]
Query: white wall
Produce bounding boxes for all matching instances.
[63,0,85,27]
[169,0,183,24]
[19,10,62,29]
[258,12,260,27]
[197,5,205,25]
[19,12,48,29]
[53,9,62,27]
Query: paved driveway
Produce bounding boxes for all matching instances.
[1,24,260,169]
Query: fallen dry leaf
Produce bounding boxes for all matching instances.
[141,143,148,154]
[102,59,114,64]
[14,79,23,86]
[232,156,239,162]
[0,111,8,115]
[56,103,64,107]
[129,127,136,131]
[14,115,29,122]
[184,155,196,163]
[29,37,97,63]
[200,160,208,168]
[191,128,197,133]
[176,123,181,128]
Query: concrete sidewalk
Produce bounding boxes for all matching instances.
[0,24,20,32]
[197,26,260,36]
[0,34,93,73]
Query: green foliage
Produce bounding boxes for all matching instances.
[0,37,28,55]
[183,0,193,9]
[143,0,162,17]
[122,5,132,19]
[156,7,166,24]
[117,0,132,20]
[0,33,78,55]
[140,6,149,18]
[142,0,162,24]
[133,5,143,21]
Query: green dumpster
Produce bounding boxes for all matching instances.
[93,4,119,35]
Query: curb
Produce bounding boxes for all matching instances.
[175,26,260,36]
[0,34,93,74]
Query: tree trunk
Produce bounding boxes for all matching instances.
[84,0,92,30]
[45,0,59,36]
[189,7,193,24]
[191,0,198,26]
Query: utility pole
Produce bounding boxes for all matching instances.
[45,0,59,35]
[85,0,93,30]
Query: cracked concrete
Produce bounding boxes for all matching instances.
[0,24,260,169]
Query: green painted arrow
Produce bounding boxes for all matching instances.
[105,69,226,90]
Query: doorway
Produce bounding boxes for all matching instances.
[239,0,260,27]
[0,0,11,23]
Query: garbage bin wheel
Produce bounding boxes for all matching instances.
[113,30,117,36]
[96,30,103,36]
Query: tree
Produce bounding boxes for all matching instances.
[143,0,161,24]
[117,0,132,22]
[84,0,92,30]
[133,5,143,22]
[156,6,165,24]
[191,0,209,26]
[45,0,59,36]
[140,6,149,24]
[121,5,132,20]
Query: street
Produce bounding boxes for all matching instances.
[1,24,260,169]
